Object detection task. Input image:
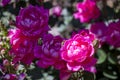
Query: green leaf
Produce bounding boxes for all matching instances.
[96,49,107,64]
[103,71,118,79]
[108,52,117,65]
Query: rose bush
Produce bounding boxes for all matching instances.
[1,0,119,80]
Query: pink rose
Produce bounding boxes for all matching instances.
[51,6,62,16]
[61,30,97,71]
[74,0,100,23]
[8,29,36,65]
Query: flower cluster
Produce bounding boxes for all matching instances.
[7,4,97,80]
[1,0,120,79]
[74,0,100,23]
[9,5,49,65]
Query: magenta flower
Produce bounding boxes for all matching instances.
[16,5,50,38]
[8,29,36,64]
[90,22,108,42]
[3,74,17,80]
[74,0,100,23]
[10,40,36,64]
[106,20,120,47]
[35,34,64,68]
[0,0,11,6]
[8,29,23,49]
[59,70,71,80]
[86,0,99,2]
[85,66,96,73]
[51,6,62,16]
[3,73,25,80]
[53,59,67,71]
[3,59,10,66]
[61,30,97,71]
[18,73,26,80]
